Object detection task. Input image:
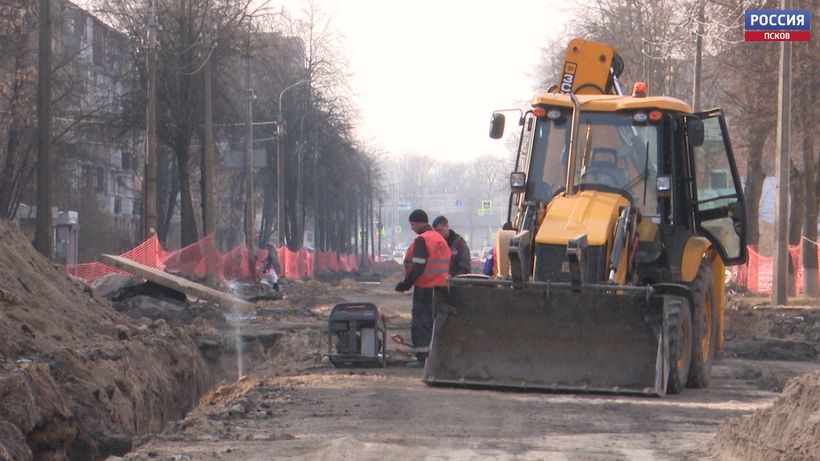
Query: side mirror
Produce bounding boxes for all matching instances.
[510,171,526,193]
[687,118,704,147]
[489,113,506,139]
[728,201,746,235]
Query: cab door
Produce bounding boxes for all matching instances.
[687,109,747,265]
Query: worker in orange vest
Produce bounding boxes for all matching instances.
[395,209,451,365]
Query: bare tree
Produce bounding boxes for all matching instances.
[98,0,260,247]
[0,1,38,220]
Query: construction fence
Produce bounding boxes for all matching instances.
[63,234,361,284]
[732,243,820,295]
[63,234,819,295]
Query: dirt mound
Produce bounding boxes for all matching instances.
[708,370,820,460]
[724,299,820,345]
[0,220,214,460]
[723,300,820,364]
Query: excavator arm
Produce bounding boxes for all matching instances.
[557,38,624,95]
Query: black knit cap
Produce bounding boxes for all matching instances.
[408,209,428,223]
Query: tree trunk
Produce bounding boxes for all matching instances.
[157,152,178,245]
[744,129,770,247]
[283,149,297,250]
[0,127,29,218]
[176,143,199,247]
[789,159,804,245]
[260,155,276,246]
[314,148,322,250]
[788,160,804,295]
[803,132,818,295]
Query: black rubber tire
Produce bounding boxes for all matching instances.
[687,262,717,388]
[666,296,693,395]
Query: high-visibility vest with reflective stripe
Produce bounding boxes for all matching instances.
[404,229,451,287]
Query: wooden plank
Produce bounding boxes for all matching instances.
[100,254,255,312]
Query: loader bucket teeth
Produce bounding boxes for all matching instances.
[423,284,669,396]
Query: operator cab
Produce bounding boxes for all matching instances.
[500,102,664,221]
[491,93,747,284]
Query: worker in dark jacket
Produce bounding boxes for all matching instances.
[263,242,281,291]
[432,215,471,276]
[395,209,451,365]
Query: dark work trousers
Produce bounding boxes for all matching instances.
[411,286,448,360]
[411,287,435,359]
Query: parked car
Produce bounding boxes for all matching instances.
[392,250,406,264]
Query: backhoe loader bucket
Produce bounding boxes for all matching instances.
[424,282,670,395]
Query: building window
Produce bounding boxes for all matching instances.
[83,166,93,189]
[82,165,106,191]
[133,197,142,216]
[95,166,105,192]
[114,197,121,214]
[121,151,131,170]
[116,175,127,194]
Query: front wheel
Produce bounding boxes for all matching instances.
[687,261,718,388]
[666,297,693,395]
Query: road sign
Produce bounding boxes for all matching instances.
[455,198,463,207]
[477,209,485,216]
[395,225,402,233]
[481,200,492,210]
[397,202,412,211]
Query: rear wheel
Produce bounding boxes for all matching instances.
[666,297,692,394]
[687,261,717,388]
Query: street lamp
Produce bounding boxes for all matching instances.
[276,78,309,247]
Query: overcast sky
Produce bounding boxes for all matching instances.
[285,0,568,163]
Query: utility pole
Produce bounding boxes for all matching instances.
[244,45,255,268]
[143,0,158,240]
[377,198,382,259]
[35,0,52,258]
[368,169,374,266]
[773,0,792,305]
[692,0,704,111]
[296,101,311,249]
[296,118,304,248]
[203,18,217,284]
[276,109,284,247]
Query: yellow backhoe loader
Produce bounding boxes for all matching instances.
[424,38,747,396]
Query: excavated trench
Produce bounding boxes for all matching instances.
[0,219,310,461]
[81,285,305,461]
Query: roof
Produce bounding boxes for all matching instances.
[531,93,692,113]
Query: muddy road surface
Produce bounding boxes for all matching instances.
[122,282,820,461]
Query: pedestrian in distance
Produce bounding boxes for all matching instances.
[483,222,513,277]
[263,242,281,291]
[432,215,471,276]
[395,209,451,366]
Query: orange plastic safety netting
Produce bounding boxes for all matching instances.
[62,234,165,282]
[64,233,361,284]
[731,244,819,294]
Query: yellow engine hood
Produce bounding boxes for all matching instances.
[536,190,630,246]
